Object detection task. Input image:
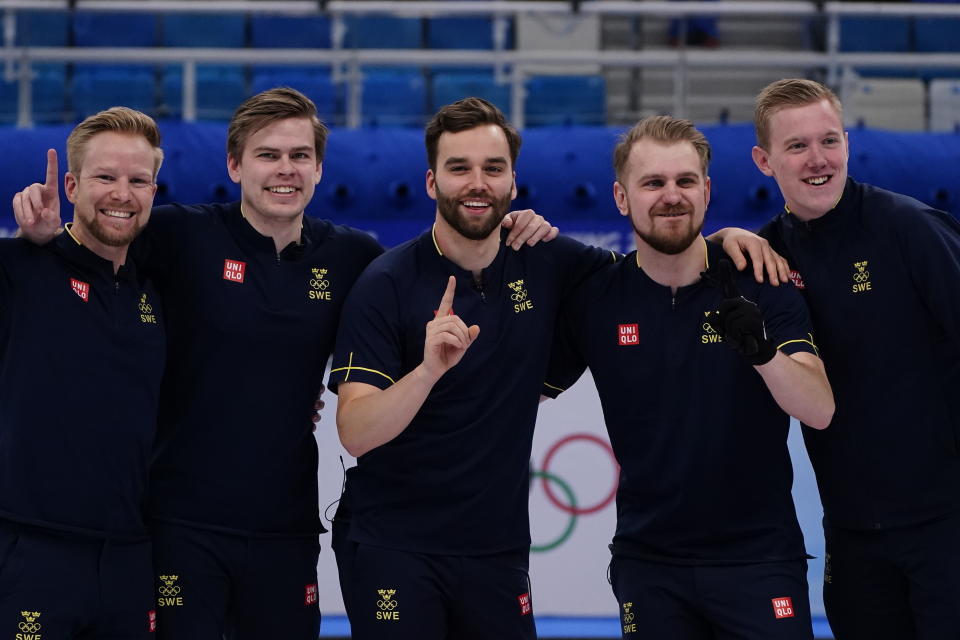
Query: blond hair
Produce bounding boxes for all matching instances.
[613,115,711,182]
[754,78,842,149]
[67,107,163,177]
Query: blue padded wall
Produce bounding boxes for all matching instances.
[0,124,957,246]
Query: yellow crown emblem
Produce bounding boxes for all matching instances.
[159,575,179,587]
[20,612,40,623]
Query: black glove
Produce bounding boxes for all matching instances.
[702,259,777,366]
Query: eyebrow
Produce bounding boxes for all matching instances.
[637,171,700,182]
[443,156,509,166]
[251,145,314,154]
[783,130,842,146]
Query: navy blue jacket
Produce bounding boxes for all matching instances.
[545,239,818,564]
[760,178,960,531]
[143,202,383,536]
[328,228,615,555]
[0,230,165,539]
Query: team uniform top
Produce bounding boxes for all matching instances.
[544,239,817,565]
[142,202,383,537]
[328,227,615,555]
[0,231,165,540]
[760,177,960,531]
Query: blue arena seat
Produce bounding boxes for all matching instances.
[914,15,960,78]
[362,70,427,127]
[251,14,332,49]
[72,66,156,119]
[162,66,248,121]
[431,71,510,113]
[427,16,511,50]
[0,64,67,124]
[250,70,338,124]
[73,12,157,47]
[839,17,914,77]
[161,14,247,48]
[14,10,69,46]
[343,15,423,49]
[525,75,606,126]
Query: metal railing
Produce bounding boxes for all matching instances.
[2,1,960,128]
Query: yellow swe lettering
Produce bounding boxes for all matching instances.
[376,612,400,620]
[309,291,332,300]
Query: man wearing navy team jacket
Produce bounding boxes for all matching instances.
[13,88,558,640]
[544,115,834,640]
[744,78,960,640]
[4,107,165,638]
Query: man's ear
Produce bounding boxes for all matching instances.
[751,146,774,177]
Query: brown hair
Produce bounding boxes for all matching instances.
[424,97,521,172]
[754,78,843,149]
[612,115,711,182]
[67,107,163,177]
[227,87,328,162]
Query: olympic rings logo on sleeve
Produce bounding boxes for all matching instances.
[529,433,620,552]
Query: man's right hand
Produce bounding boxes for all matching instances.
[421,275,480,382]
[12,148,62,245]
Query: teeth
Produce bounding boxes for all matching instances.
[268,186,297,193]
[102,210,133,219]
[462,200,489,207]
[805,176,829,185]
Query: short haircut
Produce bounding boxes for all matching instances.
[754,78,843,150]
[612,115,711,183]
[67,107,163,178]
[227,87,328,163]
[424,97,521,172]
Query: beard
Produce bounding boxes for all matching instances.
[631,203,703,255]
[80,211,144,248]
[435,186,512,241]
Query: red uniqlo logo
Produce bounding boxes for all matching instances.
[517,593,532,616]
[148,610,156,632]
[304,584,318,606]
[772,597,795,619]
[223,259,246,283]
[788,270,806,290]
[618,324,639,346]
[70,278,90,302]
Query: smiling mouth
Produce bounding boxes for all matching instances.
[267,186,298,194]
[460,199,491,212]
[101,209,134,219]
[803,175,830,186]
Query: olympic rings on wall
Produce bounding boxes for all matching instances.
[530,432,620,552]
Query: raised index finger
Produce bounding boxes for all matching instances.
[44,148,58,190]
[436,275,457,317]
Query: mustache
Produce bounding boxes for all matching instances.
[652,203,690,216]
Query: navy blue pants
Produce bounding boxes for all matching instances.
[151,522,320,640]
[0,520,155,639]
[347,543,537,640]
[824,515,960,640]
[610,554,813,640]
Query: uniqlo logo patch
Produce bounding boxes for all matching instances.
[304,583,318,606]
[223,259,246,283]
[517,592,532,616]
[772,597,795,619]
[148,609,156,632]
[618,323,639,346]
[70,277,90,302]
[788,270,806,290]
